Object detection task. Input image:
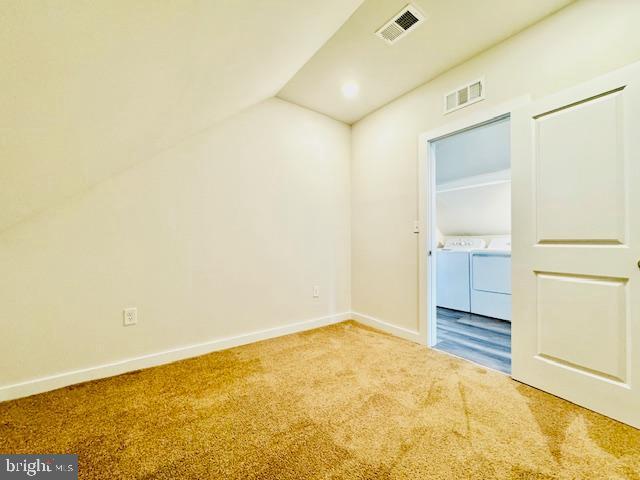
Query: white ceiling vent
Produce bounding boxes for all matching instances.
[375,4,425,45]
[444,78,485,114]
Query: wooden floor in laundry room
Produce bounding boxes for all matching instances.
[435,307,512,374]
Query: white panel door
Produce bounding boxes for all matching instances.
[511,62,640,428]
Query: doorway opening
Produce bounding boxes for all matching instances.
[429,115,512,374]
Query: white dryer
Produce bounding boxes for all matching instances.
[436,238,486,312]
[470,237,512,321]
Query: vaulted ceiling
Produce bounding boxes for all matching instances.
[0,0,363,231]
[278,0,574,124]
[2,0,578,232]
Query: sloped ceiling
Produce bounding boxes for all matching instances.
[278,0,574,124]
[0,0,363,232]
[437,183,511,236]
[435,118,511,236]
[435,116,510,185]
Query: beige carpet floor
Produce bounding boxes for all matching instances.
[1,321,639,479]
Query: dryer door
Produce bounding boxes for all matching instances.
[471,253,512,294]
[470,253,512,321]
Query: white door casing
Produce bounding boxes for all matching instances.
[418,96,531,348]
[511,62,640,428]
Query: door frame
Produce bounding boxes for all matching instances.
[417,96,530,348]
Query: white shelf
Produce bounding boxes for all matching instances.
[436,169,510,194]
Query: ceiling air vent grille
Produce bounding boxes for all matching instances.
[444,78,485,114]
[375,4,425,45]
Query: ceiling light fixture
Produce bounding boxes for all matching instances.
[341,82,359,99]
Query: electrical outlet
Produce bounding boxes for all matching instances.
[313,286,320,298]
[123,307,137,326]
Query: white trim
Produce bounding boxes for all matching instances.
[417,95,531,348]
[436,168,511,193]
[351,311,422,344]
[0,312,350,402]
[1,310,432,403]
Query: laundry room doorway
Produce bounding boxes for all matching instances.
[419,65,640,427]
[421,112,513,374]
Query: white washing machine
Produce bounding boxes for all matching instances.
[436,238,486,312]
[470,237,512,321]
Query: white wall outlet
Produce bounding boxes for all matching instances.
[313,286,320,298]
[123,307,137,326]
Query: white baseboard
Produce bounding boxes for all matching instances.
[0,311,350,402]
[351,311,423,344]
[1,311,424,402]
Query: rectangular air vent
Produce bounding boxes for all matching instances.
[375,4,425,45]
[444,78,485,114]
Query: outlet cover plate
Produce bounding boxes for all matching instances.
[123,307,137,326]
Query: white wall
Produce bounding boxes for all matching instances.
[0,0,363,233]
[351,0,640,332]
[435,117,511,236]
[0,98,351,393]
[437,182,511,237]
